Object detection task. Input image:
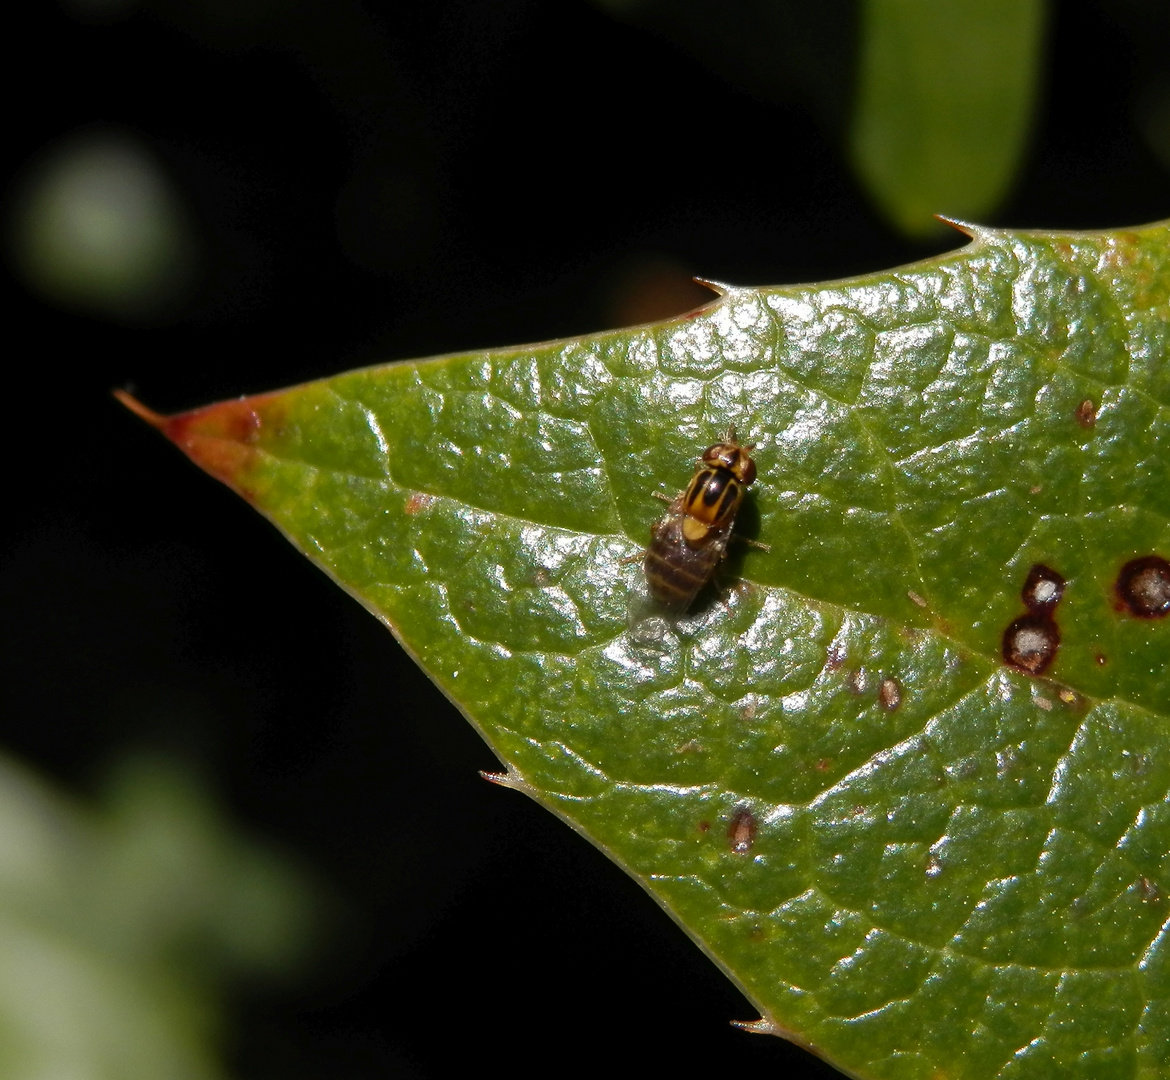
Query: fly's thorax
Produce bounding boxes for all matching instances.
[682,466,745,531]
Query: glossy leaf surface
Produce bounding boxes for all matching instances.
[127,221,1170,1079]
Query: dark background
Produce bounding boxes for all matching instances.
[3,1,1169,1077]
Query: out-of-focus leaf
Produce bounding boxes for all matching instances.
[128,220,1170,1079]
[0,754,316,1080]
[851,0,1046,237]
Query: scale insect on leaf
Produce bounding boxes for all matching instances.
[641,425,765,614]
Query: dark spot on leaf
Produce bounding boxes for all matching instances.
[825,642,846,672]
[1021,564,1066,612]
[1003,613,1061,676]
[1115,555,1170,618]
[878,677,902,711]
[728,806,757,855]
[814,758,831,772]
[697,820,710,833]
[1076,399,1097,428]
[1003,564,1067,676]
[749,924,766,942]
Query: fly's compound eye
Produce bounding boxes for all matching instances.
[701,443,726,466]
[702,443,738,471]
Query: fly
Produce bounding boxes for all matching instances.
[642,425,764,612]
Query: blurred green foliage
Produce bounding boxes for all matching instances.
[0,754,317,1080]
[851,0,1045,237]
[595,0,1049,237]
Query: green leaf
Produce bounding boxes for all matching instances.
[851,0,1046,237]
[124,220,1170,1079]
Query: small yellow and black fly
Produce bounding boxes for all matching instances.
[642,426,763,612]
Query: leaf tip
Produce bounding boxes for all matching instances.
[119,389,285,498]
[113,388,167,430]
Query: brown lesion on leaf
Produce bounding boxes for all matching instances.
[1075,398,1097,428]
[1115,555,1170,619]
[1003,562,1067,676]
[728,805,757,855]
[1003,614,1061,676]
[878,676,902,711]
[1021,564,1066,612]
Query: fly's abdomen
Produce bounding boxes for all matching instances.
[643,523,725,610]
